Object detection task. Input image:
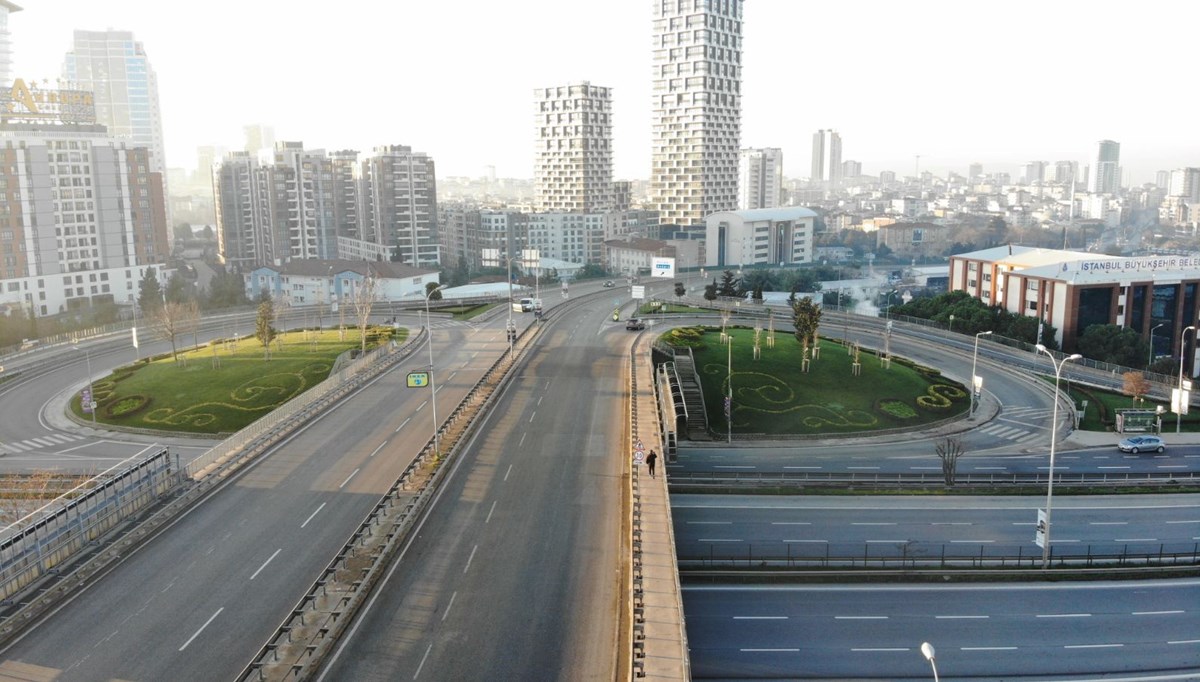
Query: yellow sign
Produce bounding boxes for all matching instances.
[3,78,96,124]
[406,371,429,388]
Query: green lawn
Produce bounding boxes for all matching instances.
[1057,379,1200,432]
[70,327,403,435]
[681,326,967,435]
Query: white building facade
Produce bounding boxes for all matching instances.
[738,147,783,210]
[704,207,817,268]
[649,0,743,226]
[534,81,612,213]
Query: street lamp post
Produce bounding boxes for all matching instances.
[971,331,993,414]
[73,342,97,425]
[1177,325,1196,433]
[948,314,954,335]
[920,642,939,682]
[425,284,448,457]
[1149,322,1165,367]
[883,289,898,319]
[1035,343,1082,569]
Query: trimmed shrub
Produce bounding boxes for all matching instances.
[917,384,966,410]
[105,394,151,418]
[878,399,918,419]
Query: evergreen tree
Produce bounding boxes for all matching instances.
[138,267,163,312]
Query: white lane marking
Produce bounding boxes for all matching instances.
[519,433,526,446]
[441,591,457,622]
[936,615,989,619]
[733,616,787,620]
[301,503,326,528]
[1089,521,1127,525]
[784,539,827,543]
[1098,466,1131,469]
[931,522,972,526]
[179,607,224,651]
[1168,639,1200,644]
[742,648,799,652]
[1037,613,1091,618]
[395,417,411,433]
[1133,610,1184,615]
[910,467,942,470]
[369,441,387,458]
[847,466,880,470]
[537,396,543,406]
[687,521,732,524]
[1065,643,1122,649]
[485,500,497,524]
[1158,465,1187,469]
[962,646,1016,651]
[448,371,457,381]
[1166,520,1200,524]
[865,540,907,544]
[414,642,433,679]
[715,465,755,469]
[339,468,360,489]
[699,538,742,542]
[836,616,887,620]
[463,544,478,573]
[529,412,536,423]
[972,466,1008,470]
[250,548,282,580]
[504,464,513,482]
[1114,538,1157,542]
[416,400,427,412]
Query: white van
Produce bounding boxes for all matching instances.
[515,298,535,312]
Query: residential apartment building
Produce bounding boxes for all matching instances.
[534,81,612,213]
[360,145,438,267]
[738,147,782,210]
[811,129,842,185]
[649,0,743,226]
[0,1,18,86]
[1089,139,1120,194]
[1,82,169,317]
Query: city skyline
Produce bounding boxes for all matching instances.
[8,0,1199,184]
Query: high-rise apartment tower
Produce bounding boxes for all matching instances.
[811,129,841,185]
[1089,139,1120,194]
[534,81,612,213]
[650,0,743,226]
[738,148,783,210]
[0,1,20,86]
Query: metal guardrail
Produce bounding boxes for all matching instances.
[667,470,1200,486]
[679,541,1200,571]
[0,448,175,601]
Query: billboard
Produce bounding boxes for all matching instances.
[651,257,675,279]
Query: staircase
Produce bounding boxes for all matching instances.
[670,353,711,441]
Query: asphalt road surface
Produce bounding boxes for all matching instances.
[684,580,1200,680]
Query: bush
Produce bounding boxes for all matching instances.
[666,326,707,349]
[916,384,966,410]
[878,399,917,419]
[105,394,151,418]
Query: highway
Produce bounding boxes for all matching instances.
[0,316,510,680]
[684,580,1200,680]
[318,291,633,680]
[673,494,1200,560]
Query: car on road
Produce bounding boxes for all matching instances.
[625,317,645,331]
[1118,435,1166,453]
[603,280,614,287]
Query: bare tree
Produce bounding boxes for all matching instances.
[935,437,965,486]
[255,296,277,360]
[1122,371,1151,406]
[351,268,378,353]
[148,299,192,362]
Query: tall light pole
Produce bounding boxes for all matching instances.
[883,289,898,319]
[1149,322,1165,367]
[1177,325,1196,433]
[920,642,939,682]
[971,331,993,414]
[726,338,733,444]
[425,284,448,456]
[1035,344,1082,569]
[948,314,954,335]
[72,342,97,425]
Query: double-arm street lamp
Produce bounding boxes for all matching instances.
[971,331,993,414]
[1035,343,1082,569]
[1178,325,1196,433]
[425,284,448,457]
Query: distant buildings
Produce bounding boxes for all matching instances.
[811,129,842,185]
[650,0,743,226]
[1089,139,1120,194]
[0,1,18,86]
[534,81,613,213]
[213,143,437,271]
[738,148,783,210]
[704,207,817,268]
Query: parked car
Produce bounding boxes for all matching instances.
[603,280,614,288]
[1117,435,1165,453]
[625,317,645,331]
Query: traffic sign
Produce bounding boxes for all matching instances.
[406,371,430,388]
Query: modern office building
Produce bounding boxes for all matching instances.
[738,147,783,210]
[704,206,817,268]
[649,0,743,226]
[1,78,169,316]
[534,81,612,213]
[811,129,842,185]
[1088,139,1120,194]
[0,1,20,86]
[950,245,1200,366]
[62,30,166,177]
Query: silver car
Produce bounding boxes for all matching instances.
[1117,435,1165,453]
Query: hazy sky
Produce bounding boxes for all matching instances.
[10,0,1198,184]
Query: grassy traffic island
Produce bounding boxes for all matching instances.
[668,326,968,437]
[69,327,404,436]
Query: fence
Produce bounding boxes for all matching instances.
[667,470,1200,487]
[679,540,1200,571]
[0,447,175,601]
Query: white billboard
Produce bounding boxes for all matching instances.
[651,257,676,279]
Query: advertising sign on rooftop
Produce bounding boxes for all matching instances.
[2,78,97,126]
